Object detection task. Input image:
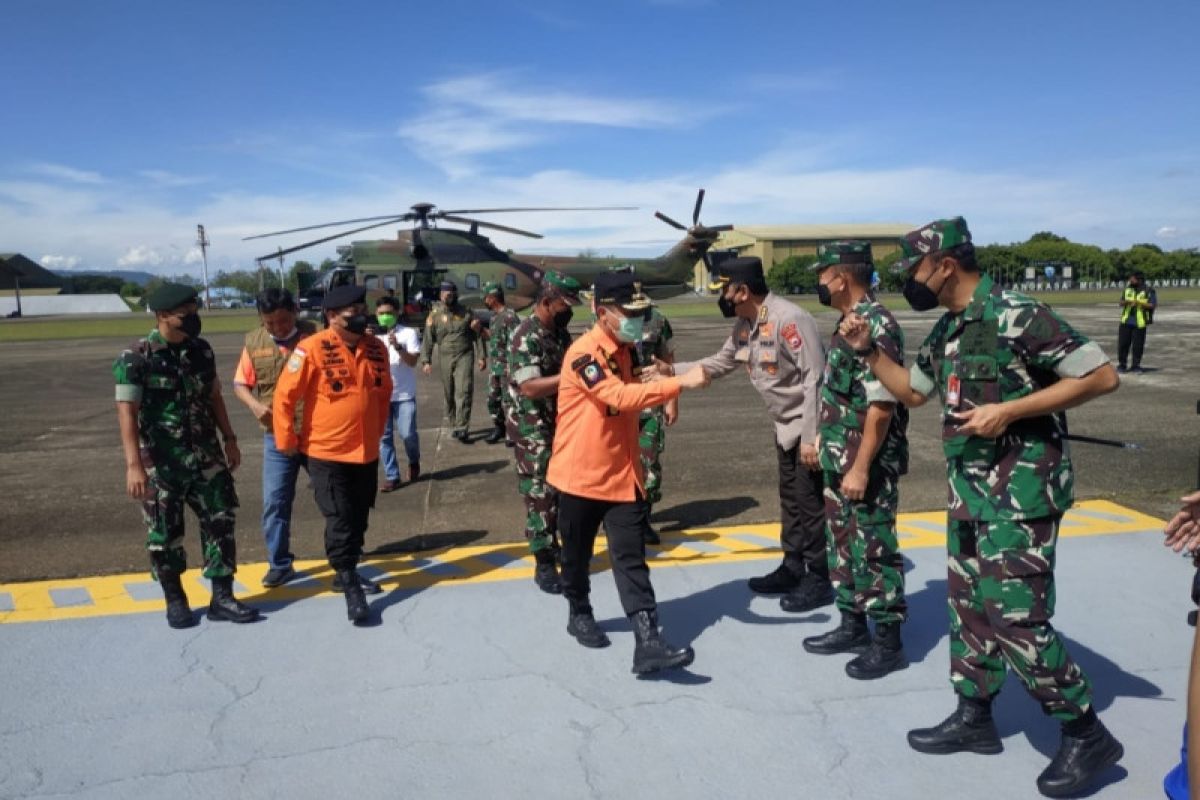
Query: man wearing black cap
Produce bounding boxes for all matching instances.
[662,257,831,611]
[419,280,485,441]
[113,282,260,629]
[547,271,710,675]
[273,284,393,624]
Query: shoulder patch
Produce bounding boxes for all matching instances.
[781,323,803,351]
[287,348,306,373]
[574,355,607,389]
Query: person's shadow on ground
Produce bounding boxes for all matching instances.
[651,496,761,531]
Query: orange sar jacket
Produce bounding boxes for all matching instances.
[272,327,392,463]
[546,324,682,502]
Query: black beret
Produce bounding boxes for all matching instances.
[322,284,367,310]
[710,257,764,289]
[146,282,198,312]
[439,280,457,292]
[591,271,650,312]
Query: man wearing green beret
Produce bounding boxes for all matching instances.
[841,217,1123,797]
[481,281,521,445]
[113,282,260,629]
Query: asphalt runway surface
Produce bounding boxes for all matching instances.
[1,300,1197,583]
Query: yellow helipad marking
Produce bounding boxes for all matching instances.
[0,500,1165,625]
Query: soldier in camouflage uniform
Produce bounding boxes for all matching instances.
[113,283,260,629]
[481,281,521,445]
[635,303,677,544]
[842,218,1124,798]
[419,280,485,441]
[802,242,910,681]
[505,271,582,594]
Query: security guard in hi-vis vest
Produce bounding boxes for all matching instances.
[273,284,392,625]
[665,257,831,613]
[841,217,1124,798]
[113,282,260,629]
[547,271,711,675]
[419,280,485,441]
[1116,270,1155,373]
[232,288,317,589]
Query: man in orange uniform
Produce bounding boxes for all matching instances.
[273,285,392,624]
[547,271,710,675]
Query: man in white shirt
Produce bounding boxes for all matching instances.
[376,296,422,491]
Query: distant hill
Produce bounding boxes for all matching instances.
[52,269,156,286]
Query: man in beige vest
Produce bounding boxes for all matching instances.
[233,288,316,587]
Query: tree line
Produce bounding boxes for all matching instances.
[79,258,340,306]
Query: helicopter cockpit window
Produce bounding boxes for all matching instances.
[504,273,517,290]
[330,270,354,288]
[465,273,481,290]
[382,274,398,291]
[363,274,380,290]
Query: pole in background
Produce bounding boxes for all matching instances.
[196,224,212,310]
[277,247,286,289]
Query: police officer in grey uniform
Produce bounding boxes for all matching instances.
[666,257,831,611]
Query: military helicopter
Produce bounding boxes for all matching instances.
[243,191,732,317]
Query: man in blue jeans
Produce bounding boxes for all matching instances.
[376,296,422,492]
[232,288,316,587]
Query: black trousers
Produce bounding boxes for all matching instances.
[776,442,828,575]
[1117,324,1146,368]
[558,491,656,617]
[308,457,378,571]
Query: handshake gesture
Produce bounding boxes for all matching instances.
[641,356,709,390]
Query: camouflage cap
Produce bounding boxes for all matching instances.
[481,281,503,297]
[146,282,198,312]
[542,270,582,306]
[809,241,873,272]
[890,216,972,273]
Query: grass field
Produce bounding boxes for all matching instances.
[2,287,1198,342]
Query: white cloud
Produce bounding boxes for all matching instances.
[1157,226,1179,238]
[139,169,209,188]
[40,254,82,269]
[27,162,105,184]
[117,246,166,268]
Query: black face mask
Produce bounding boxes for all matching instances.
[444,294,458,306]
[815,283,833,307]
[342,313,369,335]
[178,312,202,339]
[902,275,941,312]
[717,292,737,318]
[552,308,573,329]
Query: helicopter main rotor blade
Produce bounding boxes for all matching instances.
[697,224,733,233]
[655,211,688,230]
[254,217,409,261]
[438,215,544,239]
[692,189,705,226]
[439,206,637,215]
[242,214,412,241]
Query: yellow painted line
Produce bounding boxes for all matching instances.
[0,500,1165,625]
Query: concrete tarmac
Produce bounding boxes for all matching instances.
[0,508,1189,799]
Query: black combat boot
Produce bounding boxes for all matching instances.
[907,694,1002,755]
[207,576,261,624]
[533,550,563,595]
[337,569,369,624]
[630,609,694,675]
[748,560,804,595]
[845,621,908,680]
[485,424,505,444]
[332,570,383,595]
[1035,711,1123,798]
[780,569,834,612]
[566,608,611,649]
[159,572,197,629]
[802,610,869,655]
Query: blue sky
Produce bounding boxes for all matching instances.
[1,0,1197,274]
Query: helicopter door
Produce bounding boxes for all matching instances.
[402,269,447,316]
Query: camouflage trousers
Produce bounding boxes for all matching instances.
[486,369,510,430]
[514,432,559,554]
[142,464,239,580]
[948,515,1093,721]
[638,408,666,506]
[823,469,906,623]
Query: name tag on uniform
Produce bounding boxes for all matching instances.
[734,347,750,363]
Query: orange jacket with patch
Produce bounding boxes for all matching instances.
[272,327,392,463]
[546,324,682,502]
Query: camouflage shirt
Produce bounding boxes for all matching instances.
[506,315,572,437]
[818,294,909,477]
[487,306,522,378]
[113,329,226,474]
[634,307,674,368]
[910,275,1109,521]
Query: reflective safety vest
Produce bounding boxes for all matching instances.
[1121,287,1149,328]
